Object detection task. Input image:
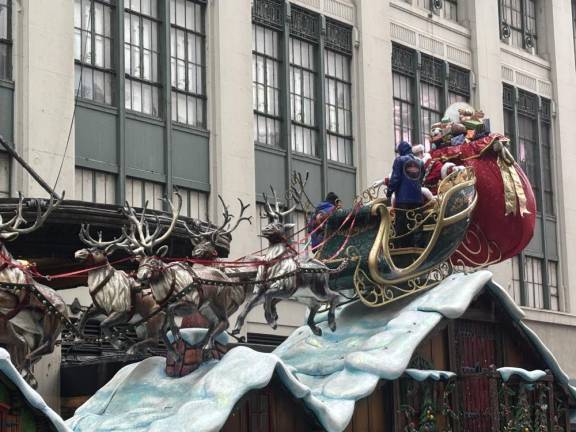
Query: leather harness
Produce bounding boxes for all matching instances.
[89,269,115,310]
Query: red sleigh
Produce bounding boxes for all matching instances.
[424,133,536,268]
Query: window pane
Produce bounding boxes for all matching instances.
[74,0,114,104]
[170,0,206,127]
[252,23,281,146]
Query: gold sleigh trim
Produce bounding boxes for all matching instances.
[367,167,478,286]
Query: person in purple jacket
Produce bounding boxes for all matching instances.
[387,141,424,248]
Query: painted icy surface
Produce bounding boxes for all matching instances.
[405,369,456,382]
[0,348,71,432]
[66,270,576,432]
[497,367,547,382]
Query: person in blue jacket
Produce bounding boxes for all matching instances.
[308,192,341,251]
[386,141,424,247]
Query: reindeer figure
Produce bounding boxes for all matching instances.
[74,225,164,353]
[0,193,67,386]
[121,193,249,359]
[183,195,251,261]
[233,180,346,337]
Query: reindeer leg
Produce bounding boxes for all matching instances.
[307,303,322,336]
[128,311,165,355]
[263,294,278,329]
[202,318,228,361]
[101,311,132,350]
[160,312,181,363]
[270,299,281,322]
[232,287,265,335]
[26,315,62,362]
[326,290,341,333]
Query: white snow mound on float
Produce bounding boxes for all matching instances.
[0,348,71,432]
[66,270,576,432]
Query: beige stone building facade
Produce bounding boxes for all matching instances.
[1,0,576,409]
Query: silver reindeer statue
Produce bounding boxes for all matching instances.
[0,193,67,386]
[121,193,248,359]
[233,180,346,337]
[74,225,165,354]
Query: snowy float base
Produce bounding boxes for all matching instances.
[61,270,575,432]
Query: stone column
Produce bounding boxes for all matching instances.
[354,0,394,190]
[207,0,259,259]
[12,0,75,198]
[468,0,513,287]
[546,0,576,312]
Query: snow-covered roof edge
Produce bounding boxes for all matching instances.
[0,349,71,432]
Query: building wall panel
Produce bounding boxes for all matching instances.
[75,106,117,170]
[125,118,165,179]
[172,129,210,191]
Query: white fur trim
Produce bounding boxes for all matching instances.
[441,163,456,179]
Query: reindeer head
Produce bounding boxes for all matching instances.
[259,173,306,244]
[184,195,252,260]
[74,225,131,266]
[0,192,63,243]
[120,193,182,284]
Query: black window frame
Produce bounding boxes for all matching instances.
[169,0,207,129]
[0,0,12,81]
[499,0,538,52]
[503,84,559,311]
[251,0,355,167]
[289,6,320,158]
[252,14,283,148]
[74,0,116,105]
[391,43,471,151]
[124,1,162,117]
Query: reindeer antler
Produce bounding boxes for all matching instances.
[0,192,64,239]
[183,195,252,244]
[79,224,132,254]
[121,192,182,255]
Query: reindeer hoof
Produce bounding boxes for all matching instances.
[329,321,337,332]
[311,327,322,337]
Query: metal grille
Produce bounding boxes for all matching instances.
[447,64,470,97]
[518,89,538,119]
[325,19,352,55]
[392,43,416,77]
[289,6,320,43]
[502,84,515,110]
[252,0,284,30]
[499,0,537,51]
[62,317,166,362]
[541,98,551,124]
[420,54,444,86]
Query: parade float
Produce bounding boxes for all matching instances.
[0,106,573,432]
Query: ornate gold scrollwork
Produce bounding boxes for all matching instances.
[353,257,454,308]
[367,167,477,285]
